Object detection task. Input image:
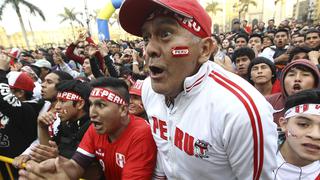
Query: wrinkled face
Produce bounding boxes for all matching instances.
[55,98,80,122]
[222,39,230,49]
[82,58,92,76]
[250,63,273,85]
[248,37,262,53]
[129,94,144,116]
[274,32,288,48]
[142,16,206,98]
[235,37,247,49]
[305,32,320,49]
[280,114,320,164]
[41,73,59,101]
[292,36,305,47]
[284,68,316,96]
[236,56,251,77]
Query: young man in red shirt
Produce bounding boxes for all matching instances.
[19,77,157,180]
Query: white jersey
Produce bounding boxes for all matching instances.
[274,152,320,180]
[142,61,278,180]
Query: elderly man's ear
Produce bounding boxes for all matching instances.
[198,37,213,64]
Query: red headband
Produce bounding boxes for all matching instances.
[57,91,83,101]
[147,10,207,38]
[90,87,127,105]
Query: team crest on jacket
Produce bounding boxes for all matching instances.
[115,153,126,168]
[194,139,211,159]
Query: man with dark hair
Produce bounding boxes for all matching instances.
[248,57,278,96]
[12,71,73,168]
[267,19,276,31]
[266,59,320,125]
[20,77,157,180]
[291,33,305,47]
[248,33,263,56]
[235,34,249,49]
[288,46,312,62]
[304,29,320,50]
[36,80,92,159]
[232,47,256,79]
[275,89,320,179]
[261,29,290,64]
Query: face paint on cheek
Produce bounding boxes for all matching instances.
[285,129,299,138]
[172,46,189,57]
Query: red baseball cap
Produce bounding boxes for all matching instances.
[119,0,212,38]
[129,80,144,97]
[7,71,35,92]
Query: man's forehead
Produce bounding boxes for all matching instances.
[141,16,179,33]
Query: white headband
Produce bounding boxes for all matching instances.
[284,104,320,119]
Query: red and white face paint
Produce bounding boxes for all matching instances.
[57,91,83,101]
[90,87,127,105]
[171,46,189,57]
[284,104,320,119]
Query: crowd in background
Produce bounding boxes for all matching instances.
[0,14,319,179]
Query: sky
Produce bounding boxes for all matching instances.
[0,0,221,35]
[0,0,106,34]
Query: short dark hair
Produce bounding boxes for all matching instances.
[248,57,277,84]
[285,89,320,112]
[275,28,289,37]
[90,77,130,104]
[232,47,255,63]
[304,29,320,39]
[288,46,312,62]
[249,33,263,43]
[235,34,249,43]
[51,71,73,82]
[56,80,92,113]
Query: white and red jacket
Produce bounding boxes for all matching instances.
[142,61,278,180]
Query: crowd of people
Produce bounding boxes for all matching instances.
[0,0,319,179]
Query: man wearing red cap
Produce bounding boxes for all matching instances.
[0,51,39,178]
[119,0,277,179]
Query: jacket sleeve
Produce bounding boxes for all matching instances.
[58,61,81,78]
[104,55,119,78]
[65,43,85,65]
[89,56,104,78]
[222,97,278,180]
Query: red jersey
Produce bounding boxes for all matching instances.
[74,115,157,180]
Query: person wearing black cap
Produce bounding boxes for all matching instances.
[274,89,320,180]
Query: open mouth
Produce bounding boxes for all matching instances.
[293,84,302,91]
[149,65,164,76]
